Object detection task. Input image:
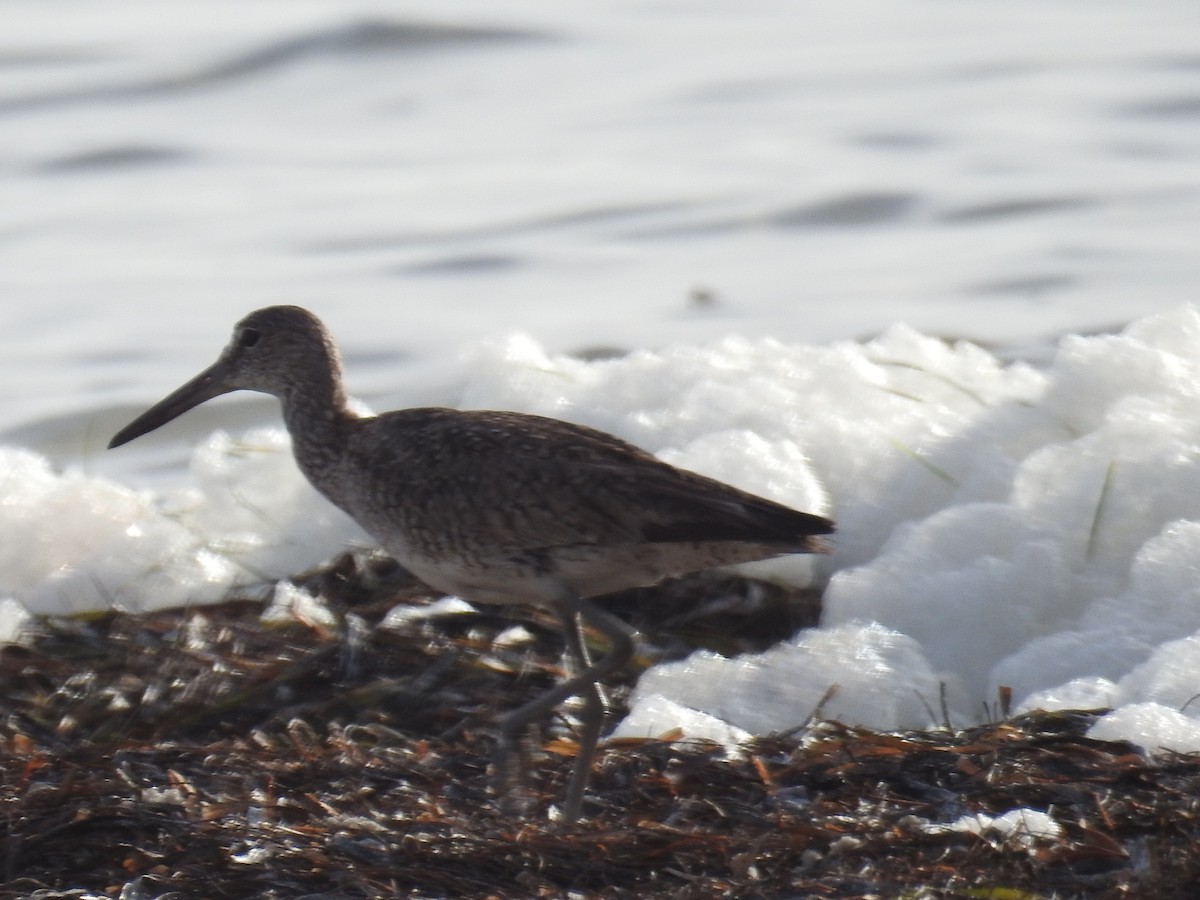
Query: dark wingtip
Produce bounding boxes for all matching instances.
[805,534,834,554]
[799,514,836,553]
[808,513,837,535]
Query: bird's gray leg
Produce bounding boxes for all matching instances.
[496,593,635,825]
[557,601,609,822]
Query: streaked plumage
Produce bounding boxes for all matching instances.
[109,305,834,823]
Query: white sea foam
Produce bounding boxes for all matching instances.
[921,809,1063,849]
[0,431,366,615]
[8,305,1200,755]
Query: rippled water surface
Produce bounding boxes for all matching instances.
[2,0,1199,469]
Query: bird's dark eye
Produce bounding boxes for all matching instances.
[238,327,261,348]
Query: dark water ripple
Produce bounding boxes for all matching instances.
[0,18,547,115]
[305,201,697,252]
[619,192,920,240]
[939,196,1097,224]
[398,254,524,276]
[38,145,192,173]
[1120,94,1200,119]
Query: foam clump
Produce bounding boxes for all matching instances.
[613,696,753,754]
[921,808,1063,849]
[175,428,369,577]
[0,597,32,645]
[1088,703,1200,754]
[467,305,1200,749]
[0,429,366,616]
[620,623,944,736]
[0,446,233,614]
[261,581,337,630]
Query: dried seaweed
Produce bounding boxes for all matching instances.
[1,558,1198,898]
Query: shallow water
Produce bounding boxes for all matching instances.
[3,1,1200,464]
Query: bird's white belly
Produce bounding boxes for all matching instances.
[398,553,568,608]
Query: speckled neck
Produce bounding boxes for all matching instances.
[278,337,356,465]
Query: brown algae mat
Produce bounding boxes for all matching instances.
[1,556,1197,898]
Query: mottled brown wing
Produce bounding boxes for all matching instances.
[358,408,833,555]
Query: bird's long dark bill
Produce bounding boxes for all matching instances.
[108,362,231,449]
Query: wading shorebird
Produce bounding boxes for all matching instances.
[108,305,835,824]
